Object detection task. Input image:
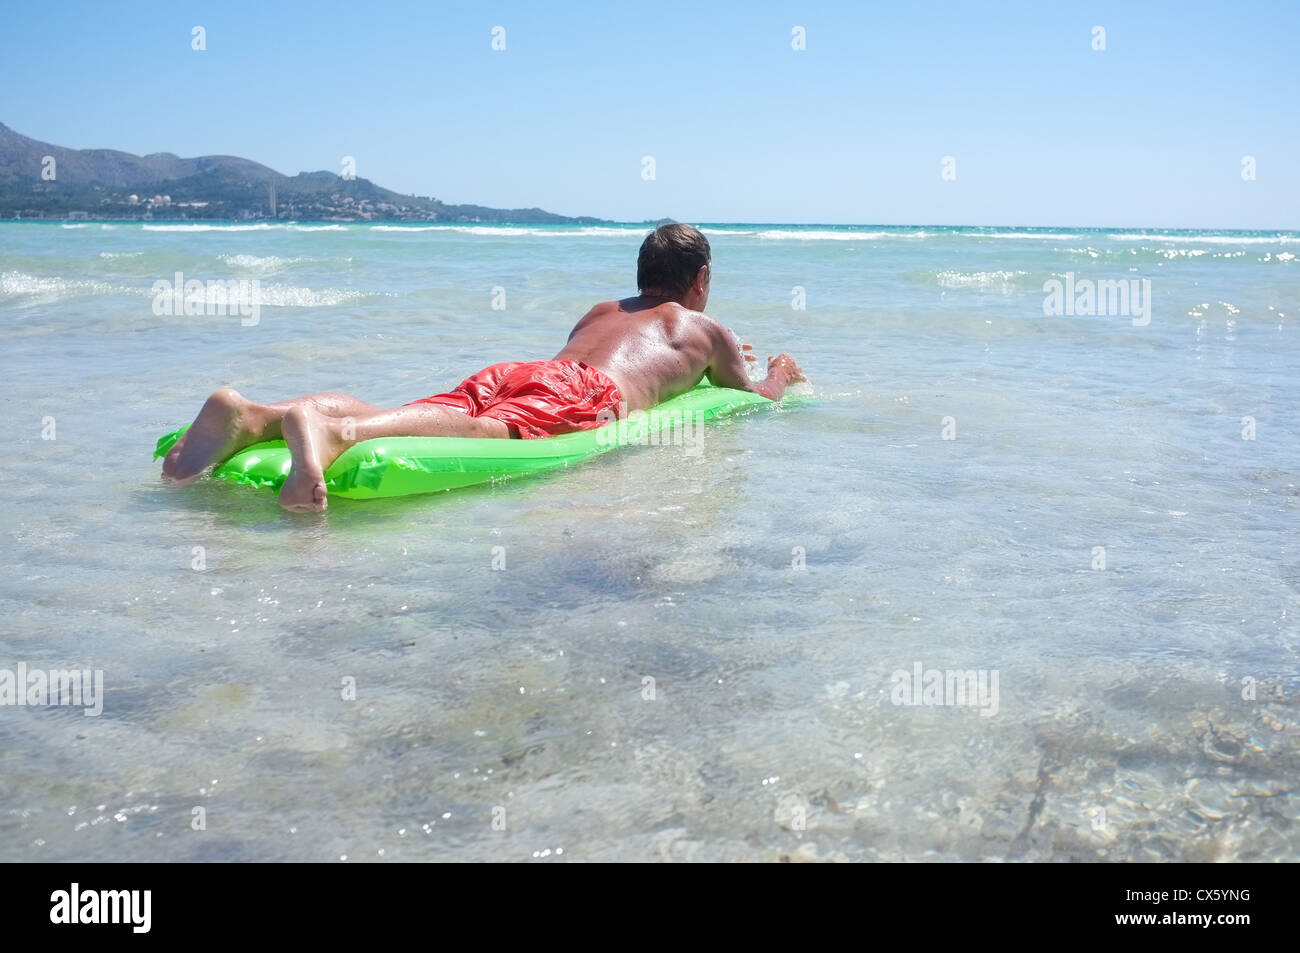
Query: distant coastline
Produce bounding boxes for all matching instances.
[0,122,611,224]
[4,219,1295,236]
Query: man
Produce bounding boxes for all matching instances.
[162,223,805,510]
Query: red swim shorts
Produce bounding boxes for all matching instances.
[405,359,624,439]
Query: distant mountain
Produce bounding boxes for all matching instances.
[0,123,609,223]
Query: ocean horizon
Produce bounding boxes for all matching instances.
[22,219,1300,232]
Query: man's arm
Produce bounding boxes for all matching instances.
[703,320,804,400]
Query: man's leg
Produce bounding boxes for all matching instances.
[162,388,384,485]
[279,403,510,511]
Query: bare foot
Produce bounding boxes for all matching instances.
[163,389,274,486]
[279,406,347,512]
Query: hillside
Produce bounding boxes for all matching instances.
[0,123,607,223]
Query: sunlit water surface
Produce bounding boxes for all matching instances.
[1,222,1297,861]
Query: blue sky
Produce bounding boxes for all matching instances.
[2,0,1296,227]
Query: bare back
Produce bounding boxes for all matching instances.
[554,297,738,412]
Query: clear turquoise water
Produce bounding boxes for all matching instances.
[1,221,1297,862]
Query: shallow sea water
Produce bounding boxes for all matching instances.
[1,222,1297,861]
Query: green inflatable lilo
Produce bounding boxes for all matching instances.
[153,383,784,500]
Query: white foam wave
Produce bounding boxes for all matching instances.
[933,269,1029,291]
[369,225,525,235]
[756,229,906,241]
[247,283,391,307]
[971,231,1082,240]
[0,270,386,308]
[466,226,551,236]
[1,270,121,301]
[557,226,646,235]
[1108,232,1297,245]
[369,225,447,232]
[159,282,388,308]
[217,253,313,272]
[158,280,387,308]
[99,251,143,259]
[367,224,644,237]
[141,222,350,232]
[142,223,280,232]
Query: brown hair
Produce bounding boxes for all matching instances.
[637,224,711,296]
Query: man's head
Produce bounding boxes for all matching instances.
[637,223,711,310]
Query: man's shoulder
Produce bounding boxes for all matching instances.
[669,304,722,334]
[584,299,623,316]
[647,299,717,326]
[584,298,720,337]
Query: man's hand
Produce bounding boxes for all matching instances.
[766,352,806,383]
